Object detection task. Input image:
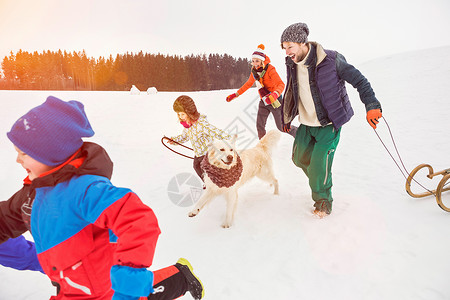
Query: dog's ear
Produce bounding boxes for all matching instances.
[208,141,216,157]
[231,134,238,145]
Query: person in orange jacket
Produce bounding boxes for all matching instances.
[226,44,297,139]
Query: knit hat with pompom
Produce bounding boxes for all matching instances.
[252,44,266,61]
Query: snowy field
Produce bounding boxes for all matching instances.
[0,46,449,299]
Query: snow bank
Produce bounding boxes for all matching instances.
[147,87,158,95]
[130,85,140,95]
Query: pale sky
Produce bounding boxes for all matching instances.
[1,0,449,76]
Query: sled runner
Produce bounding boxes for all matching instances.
[161,136,195,159]
[373,117,449,213]
[405,164,450,212]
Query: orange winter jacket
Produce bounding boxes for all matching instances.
[237,56,285,97]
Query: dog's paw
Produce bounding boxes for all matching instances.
[273,181,279,195]
[188,209,199,217]
[221,222,232,228]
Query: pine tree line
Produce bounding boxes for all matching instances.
[0,50,251,91]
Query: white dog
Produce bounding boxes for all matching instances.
[188,130,281,228]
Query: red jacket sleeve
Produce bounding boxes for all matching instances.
[264,65,285,96]
[94,192,161,268]
[237,73,256,95]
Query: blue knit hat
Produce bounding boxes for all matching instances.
[7,96,94,166]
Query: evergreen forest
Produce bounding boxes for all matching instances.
[0,50,251,92]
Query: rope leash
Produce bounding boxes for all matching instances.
[161,137,195,160]
[373,116,437,195]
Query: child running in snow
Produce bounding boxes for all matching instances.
[169,95,232,182]
[226,44,298,139]
[0,96,204,300]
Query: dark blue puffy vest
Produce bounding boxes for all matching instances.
[283,44,355,130]
[315,49,354,129]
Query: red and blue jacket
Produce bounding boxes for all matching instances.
[0,142,161,299]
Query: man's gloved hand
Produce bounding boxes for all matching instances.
[282,123,291,133]
[366,109,382,129]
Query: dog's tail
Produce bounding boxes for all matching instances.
[256,129,281,154]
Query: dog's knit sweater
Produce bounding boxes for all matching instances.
[201,154,243,188]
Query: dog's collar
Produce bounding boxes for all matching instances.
[201,154,243,188]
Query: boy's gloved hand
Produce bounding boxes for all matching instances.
[112,291,138,300]
[282,122,292,133]
[226,93,238,102]
[366,109,382,129]
[111,265,154,300]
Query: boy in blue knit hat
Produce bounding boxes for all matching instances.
[0,96,204,300]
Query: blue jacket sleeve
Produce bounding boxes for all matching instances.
[335,52,382,112]
[0,235,44,273]
[110,265,154,299]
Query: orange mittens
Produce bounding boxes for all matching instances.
[366,109,382,129]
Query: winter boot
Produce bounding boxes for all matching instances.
[313,199,332,218]
[175,258,204,300]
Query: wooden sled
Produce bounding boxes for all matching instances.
[405,164,450,212]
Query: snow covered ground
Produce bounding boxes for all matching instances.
[0,46,449,300]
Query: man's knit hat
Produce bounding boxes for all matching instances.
[7,96,94,166]
[173,95,200,121]
[280,22,309,44]
[252,44,266,61]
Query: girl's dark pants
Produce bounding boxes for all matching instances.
[193,155,205,181]
[256,97,298,139]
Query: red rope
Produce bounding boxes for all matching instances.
[161,137,194,160]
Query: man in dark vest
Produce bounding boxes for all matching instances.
[280,22,382,218]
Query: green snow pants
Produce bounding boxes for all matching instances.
[292,124,341,211]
